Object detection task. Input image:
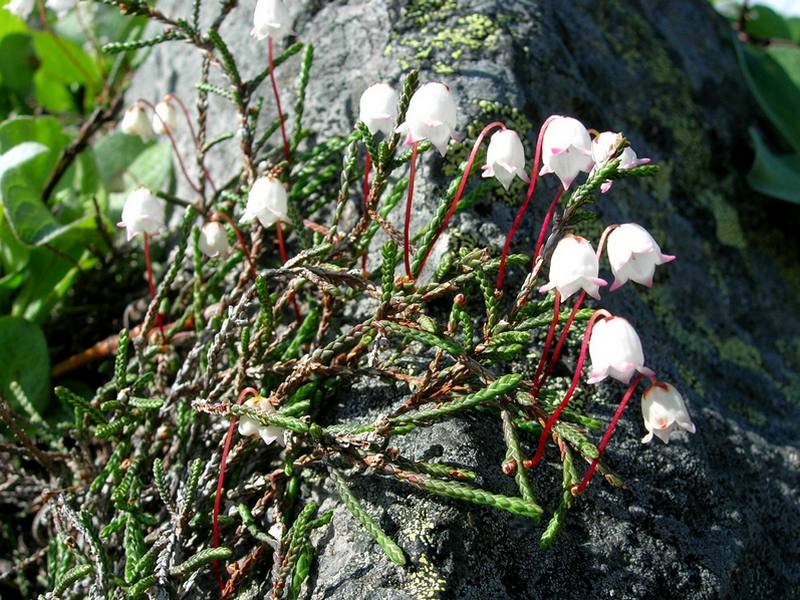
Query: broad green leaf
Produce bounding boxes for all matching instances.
[788,17,800,42]
[12,246,95,324]
[746,5,792,39]
[0,33,36,99]
[0,116,69,190]
[0,5,26,39]
[766,45,800,89]
[31,30,100,90]
[0,316,50,412]
[735,39,800,154]
[748,127,800,204]
[0,142,94,246]
[33,68,75,114]
[94,132,150,188]
[125,140,175,193]
[0,208,28,273]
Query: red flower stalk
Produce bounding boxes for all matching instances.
[212,386,260,593]
[165,93,218,193]
[276,221,301,322]
[530,290,561,388]
[268,36,291,163]
[496,115,558,290]
[529,309,610,468]
[571,373,644,495]
[413,121,507,278]
[137,98,203,195]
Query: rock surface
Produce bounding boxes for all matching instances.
[132,1,800,598]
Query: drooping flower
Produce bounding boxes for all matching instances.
[587,316,654,384]
[251,0,291,41]
[641,382,696,444]
[539,234,607,301]
[198,222,230,258]
[591,131,651,193]
[118,188,165,241]
[606,223,675,291]
[152,97,178,136]
[120,102,154,141]
[3,0,34,17]
[359,83,399,137]
[481,129,530,190]
[237,395,286,446]
[241,176,288,228]
[396,82,458,156]
[539,116,594,189]
[45,0,77,17]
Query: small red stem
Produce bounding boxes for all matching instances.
[530,310,609,467]
[573,373,644,495]
[137,98,202,195]
[403,142,420,279]
[496,115,558,290]
[143,233,165,339]
[212,387,260,593]
[533,291,586,397]
[532,188,564,263]
[414,121,506,278]
[361,152,372,276]
[276,221,301,322]
[166,93,218,193]
[531,291,561,388]
[212,212,257,278]
[268,36,291,163]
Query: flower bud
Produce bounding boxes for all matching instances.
[4,0,34,17]
[241,176,288,228]
[152,97,178,136]
[118,187,165,241]
[587,316,654,384]
[481,129,530,190]
[120,102,154,141]
[359,83,399,137]
[591,131,650,193]
[606,223,675,290]
[237,395,286,446]
[198,222,230,258]
[251,0,291,41]
[539,116,594,189]
[641,382,696,444]
[396,82,458,156]
[539,234,607,301]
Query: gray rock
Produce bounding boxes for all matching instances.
[131,1,800,598]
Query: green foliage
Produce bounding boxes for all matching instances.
[718,3,800,203]
[0,315,49,411]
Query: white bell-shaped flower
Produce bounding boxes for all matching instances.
[45,0,77,17]
[539,116,594,190]
[241,176,288,228]
[4,0,34,17]
[591,131,650,193]
[587,316,654,384]
[152,97,178,136]
[237,395,286,446]
[481,129,530,190]
[120,102,154,141]
[359,83,399,137]
[396,82,458,156]
[641,382,696,444]
[199,222,230,258]
[251,0,291,41]
[118,187,165,241]
[607,223,675,291]
[538,234,607,301]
